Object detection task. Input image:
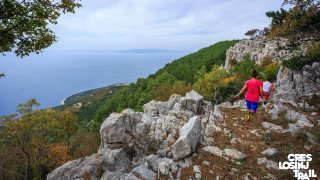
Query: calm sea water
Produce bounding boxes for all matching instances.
[0,51,186,115]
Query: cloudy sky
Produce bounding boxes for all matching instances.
[50,0,283,52]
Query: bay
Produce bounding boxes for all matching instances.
[0,51,186,115]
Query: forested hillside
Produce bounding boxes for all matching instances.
[89,40,239,131]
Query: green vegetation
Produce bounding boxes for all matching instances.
[282,42,320,71]
[266,0,320,42]
[56,84,126,127]
[193,53,280,104]
[0,100,76,179]
[0,0,81,57]
[153,40,239,83]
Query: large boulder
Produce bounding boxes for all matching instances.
[47,148,131,180]
[100,109,142,149]
[172,116,202,160]
[180,90,204,114]
[273,62,320,109]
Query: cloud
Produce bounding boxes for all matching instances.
[50,0,283,51]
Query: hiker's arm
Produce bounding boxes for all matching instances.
[260,85,263,95]
[271,84,275,92]
[237,84,247,96]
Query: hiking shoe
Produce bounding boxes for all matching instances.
[244,114,250,121]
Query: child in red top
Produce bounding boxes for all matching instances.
[235,69,262,118]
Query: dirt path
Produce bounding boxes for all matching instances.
[181,106,320,179]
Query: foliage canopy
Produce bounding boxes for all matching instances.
[0,0,81,57]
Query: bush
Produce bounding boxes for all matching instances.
[261,61,280,81]
[282,42,320,71]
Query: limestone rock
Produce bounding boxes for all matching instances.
[261,122,283,133]
[180,90,204,114]
[172,116,202,160]
[257,158,278,170]
[273,62,320,109]
[261,148,277,156]
[224,148,246,161]
[286,110,314,128]
[47,148,131,180]
[131,164,156,180]
[202,146,224,157]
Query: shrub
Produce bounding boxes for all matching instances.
[282,42,320,71]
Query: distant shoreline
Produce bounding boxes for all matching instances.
[60,83,130,106]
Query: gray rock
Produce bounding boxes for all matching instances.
[261,148,277,156]
[257,158,278,170]
[193,165,201,179]
[172,116,202,160]
[286,110,314,128]
[47,148,131,180]
[288,123,300,134]
[224,148,246,161]
[271,103,288,120]
[232,100,246,109]
[131,164,156,180]
[219,101,233,108]
[180,90,204,114]
[202,161,210,166]
[261,122,283,133]
[100,171,122,180]
[202,146,224,157]
[273,62,320,108]
[143,100,168,117]
[225,38,294,68]
[100,109,142,149]
[119,173,139,180]
[135,154,176,175]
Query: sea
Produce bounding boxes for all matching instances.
[0,51,187,116]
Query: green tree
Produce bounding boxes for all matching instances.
[267,0,320,41]
[0,0,81,57]
[193,65,230,103]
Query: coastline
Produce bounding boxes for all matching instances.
[59,83,130,106]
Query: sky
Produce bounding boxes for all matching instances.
[49,0,284,52]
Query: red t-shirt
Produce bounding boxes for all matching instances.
[245,78,262,102]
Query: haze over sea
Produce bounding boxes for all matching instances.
[0,51,187,115]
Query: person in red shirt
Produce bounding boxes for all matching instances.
[235,69,262,120]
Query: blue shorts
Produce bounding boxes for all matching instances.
[246,100,259,112]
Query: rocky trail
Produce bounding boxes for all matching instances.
[180,104,320,179]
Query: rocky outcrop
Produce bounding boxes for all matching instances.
[225,38,294,67]
[48,91,224,180]
[273,62,320,110]
[47,148,132,180]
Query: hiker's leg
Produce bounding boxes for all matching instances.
[250,102,259,114]
[244,100,251,121]
[246,100,251,111]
